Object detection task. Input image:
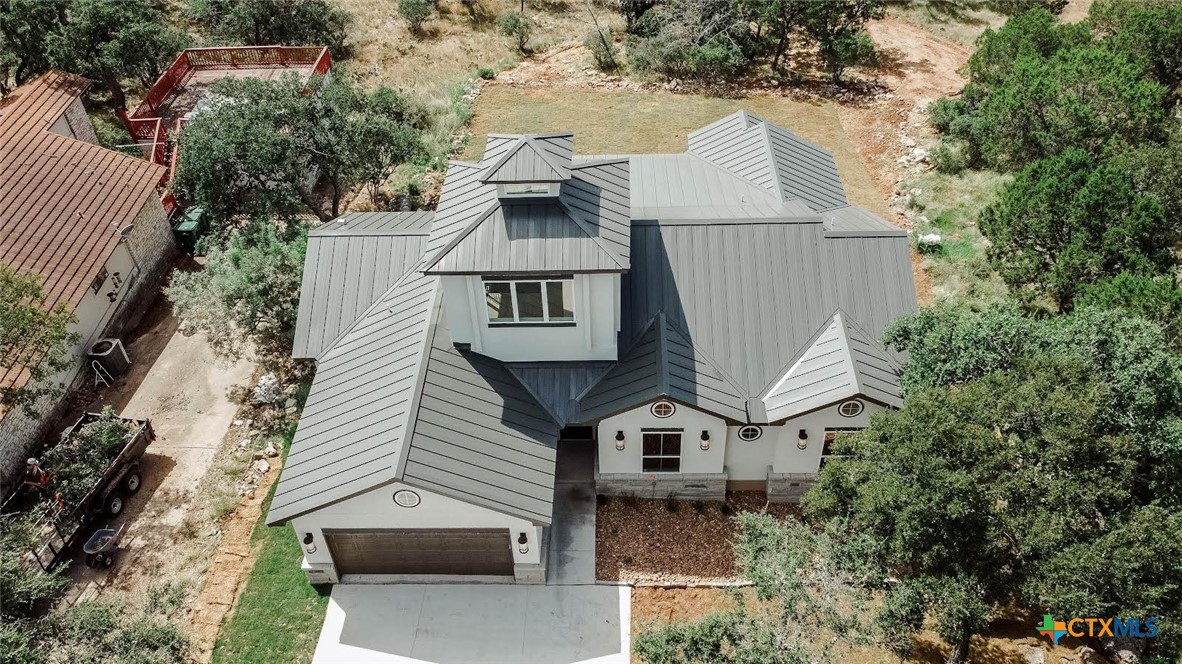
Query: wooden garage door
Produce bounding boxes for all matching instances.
[324,529,514,576]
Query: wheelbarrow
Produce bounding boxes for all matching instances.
[83,523,125,569]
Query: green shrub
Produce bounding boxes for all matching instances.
[931,140,969,175]
[398,0,433,34]
[40,408,136,505]
[476,66,495,80]
[496,11,531,53]
[584,27,620,71]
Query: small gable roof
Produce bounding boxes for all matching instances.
[761,310,903,422]
[688,110,849,212]
[480,133,574,183]
[422,158,630,274]
[578,313,749,423]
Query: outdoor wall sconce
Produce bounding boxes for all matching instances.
[699,430,710,451]
[518,532,529,554]
[302,532,317,555]
[106,291,117,303]
[615,430,625,451]
[797,429,809,450]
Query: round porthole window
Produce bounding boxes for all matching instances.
[393,490,421,508]
[651,401,676,418]
[838,399,864,418]
[737,425,763,441]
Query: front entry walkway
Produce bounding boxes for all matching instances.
[313,584,630,664]
[548,440,596,585]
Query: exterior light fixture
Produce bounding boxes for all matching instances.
[699,430,710,451]
[302,532,317,555]
[106,291,117,303]
[797,429,809,450]
[517,532,529,554]
[615,430,625,451]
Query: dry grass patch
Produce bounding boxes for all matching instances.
[464,85,892,218]
[887,0,1008,47]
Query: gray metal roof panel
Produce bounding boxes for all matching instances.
[268,271,440,524]
[480,134,573,183]
[762,311,903,421]
[507,363,613,426]
[820,205,906,237]
[688,110,849,213]
[578,313,749,422]
[292,230,428,359]
[313,210,435,234]
[403,308,559,524]
[619,222,915,423]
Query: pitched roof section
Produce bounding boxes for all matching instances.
[688,110,849,212]
[578,313,749,422]
[762,311,903,422]
[507,363,613,427]
[622,220,916,422]
[480,133,574,183]
[423,158,631,274]
[291,212,433,359]
[401,309,560,524]
[271,277,561,526]
[268,271,440,525]
[0,71,165,312]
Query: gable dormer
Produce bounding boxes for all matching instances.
[421,133,630,363]
[480,133,574,199]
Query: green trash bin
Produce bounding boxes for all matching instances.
[172,206,206,255]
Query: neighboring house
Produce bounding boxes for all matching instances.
[268,111,917,585]
[0,71,175,493]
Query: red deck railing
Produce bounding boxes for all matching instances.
[119,46,331,212]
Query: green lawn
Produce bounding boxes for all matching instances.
[463,86,892,220]
[211,430,328,664]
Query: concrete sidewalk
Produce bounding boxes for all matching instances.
[313,584,630,664]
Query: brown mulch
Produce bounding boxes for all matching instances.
[596,492,801,584]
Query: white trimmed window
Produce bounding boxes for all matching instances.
[642,430,682,472]
[484,279,575,325]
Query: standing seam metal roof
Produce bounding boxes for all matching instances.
[480,133,574,183]
[291,212,433,359]
[762,310,904,422]
[270,277,559,526]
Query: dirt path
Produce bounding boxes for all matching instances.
[830,17,973,305]
[187,465,279,663]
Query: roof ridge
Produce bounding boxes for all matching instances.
[758,309,844,400]
[394,289,446,480]
[419,202,500,271]
[661,314,749,402]
[480,136,566,183]
[315,264,431,361]
[574,314,662,402]
[555,198,627,270]
[757,121,790,201]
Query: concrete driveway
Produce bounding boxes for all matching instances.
[313,584,630,664]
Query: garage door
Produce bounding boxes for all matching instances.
[324,529,514,576]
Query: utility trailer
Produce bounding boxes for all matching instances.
[0,413,154,571]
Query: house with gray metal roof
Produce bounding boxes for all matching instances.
[269,110,917,585]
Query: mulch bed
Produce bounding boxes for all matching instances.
[595,492,801,584]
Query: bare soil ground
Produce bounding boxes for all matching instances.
[597,493,800,584]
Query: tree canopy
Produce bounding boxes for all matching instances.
[188,0,350,56]
[0,0,65,93]
[806,356,1182,662]
[44,0,189,109]
[172,75,426,226]
[0,264,79,416]
[165,222,307,365]
[977,149,1175,308]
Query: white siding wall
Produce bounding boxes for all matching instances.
[291,482,543,571]
[596,402,726,475]
[595,398,887,479]
[441,273,619,362]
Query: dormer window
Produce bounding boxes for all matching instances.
[484,278,575,325]
[498,182,560,198]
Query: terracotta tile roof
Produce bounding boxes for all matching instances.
[0,70,166,400]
